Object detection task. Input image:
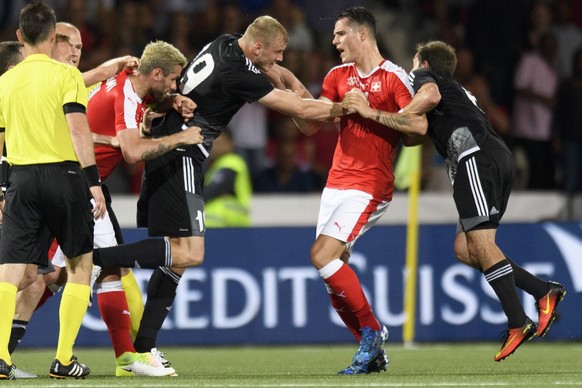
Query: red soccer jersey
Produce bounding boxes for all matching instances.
[87,70,147,180]
[320,60,413,201]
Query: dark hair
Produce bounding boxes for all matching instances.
[416,41,457,77]
[337,6,377,39]
[19,0,56,45]
[0,41,23,75]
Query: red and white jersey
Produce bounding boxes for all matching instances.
[87,70,147,180]
[321,60,413,201]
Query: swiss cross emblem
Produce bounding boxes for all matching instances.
[371,81,381,92]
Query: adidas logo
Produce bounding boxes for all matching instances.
[490,206,499,215]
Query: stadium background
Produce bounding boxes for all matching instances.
[1,0,580,347]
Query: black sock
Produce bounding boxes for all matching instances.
[484,260,527,328]
[133,267,180,352]
[9,320,28,354]
[93,238,170,269]
[505,256,549,299]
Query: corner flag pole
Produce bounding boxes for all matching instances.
[395,145,422,346]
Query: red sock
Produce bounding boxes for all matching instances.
[328,290,361,341]
[326,263,380,332]
[34,287,55,311]
[97,290,135,357]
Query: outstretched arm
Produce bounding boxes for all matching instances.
[261,64,337,136]
[92,132,119,147]
[82,55,140,87]
[263,64,312,98]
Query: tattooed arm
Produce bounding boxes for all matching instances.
[341,84,437,137]
[117,125,204,164]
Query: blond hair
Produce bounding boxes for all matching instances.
[139,40,187,75]
[244,16,288,47]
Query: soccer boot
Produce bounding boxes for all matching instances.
[49,356,90,379]
[151,348,177,376]
[0,359,15,380]
[536,281,566,337]
[14,365,37,378]
[89,264,102,306]
[338,325,389,375]
[494,317,537,362]
[115,351,176,377]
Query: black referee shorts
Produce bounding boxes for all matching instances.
[0,162,94,266]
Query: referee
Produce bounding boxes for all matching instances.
[0,0,105,380]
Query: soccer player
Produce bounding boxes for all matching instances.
[0,0,105,379]
[295,7,412,374]
[91,15,345,372]
[0,41,22,75]
[86,39,203,376]
[342,40,567,362]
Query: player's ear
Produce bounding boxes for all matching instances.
[358,26,367,41]
[253,40,265,57]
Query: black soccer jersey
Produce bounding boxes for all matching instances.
[408,68,510,182]
[154,34,274,162]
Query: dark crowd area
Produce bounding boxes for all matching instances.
[2,0,582,196]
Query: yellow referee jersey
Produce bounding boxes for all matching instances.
[0,53,88,165]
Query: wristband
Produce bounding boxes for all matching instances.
[0,156,8,192]
[82,164,101,187]
[376,110,381,121]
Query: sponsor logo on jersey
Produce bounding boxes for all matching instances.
[346,76,359,87]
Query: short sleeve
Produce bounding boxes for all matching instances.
[227,63,273,103]
[320,68,339,102]
[410,68,436,94]
[62,67,88,108]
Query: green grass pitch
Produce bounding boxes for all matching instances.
[8,342,582,386]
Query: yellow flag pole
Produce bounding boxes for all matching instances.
[400,145,421,346]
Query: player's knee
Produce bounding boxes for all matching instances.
[454,234,473,266]
[172,245,204,267]
[310,243,330,270]
[453,245,470,264]
[186,252,204,267]
[18,267,40,291]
